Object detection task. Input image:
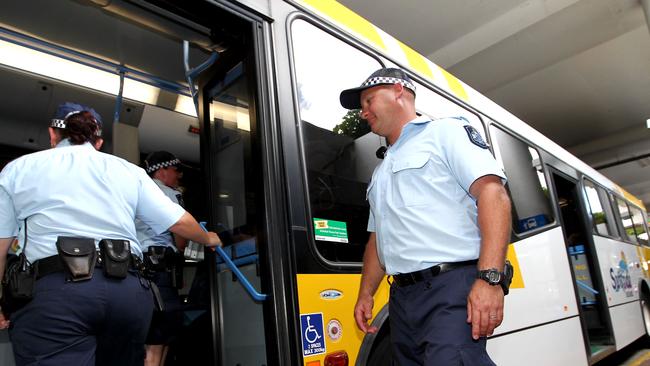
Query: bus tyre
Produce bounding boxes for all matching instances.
[367,332,392,366]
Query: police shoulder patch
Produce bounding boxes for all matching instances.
[463,125,489,149]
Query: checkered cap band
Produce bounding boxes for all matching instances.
[145,158,181,173]
[50,119,67,129]
[50,110,102,137]
[361,77,416,93]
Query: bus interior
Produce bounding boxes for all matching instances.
[0,1,270,365]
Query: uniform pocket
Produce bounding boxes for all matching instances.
[391,152,432,207]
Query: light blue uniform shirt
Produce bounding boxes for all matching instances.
[367,116,506,275]
[135,179,182,252]
[0,140,185,262]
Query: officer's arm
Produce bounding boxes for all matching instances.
[354,233,384,333]
[467,174,511,339]
[168,212,222,247]
[172,234,188,252]
[0,237,12,284]
[471,175,510,271]
[0,237,10,328]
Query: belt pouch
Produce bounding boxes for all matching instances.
[1,253,35,314]
[99,239,130,279]
[55,237,96,282]
[146,246,168,272]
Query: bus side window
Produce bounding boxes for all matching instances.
[413,81,487,141]
[489,125,554,238]
[615,198,638,244]
[291,19,382,263]
[583,179,618,238]
[630,205,648,245]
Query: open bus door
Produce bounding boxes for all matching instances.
[189,2,296,365]
[549,169,615,364]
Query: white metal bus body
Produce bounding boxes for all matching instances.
[0,1,648,365]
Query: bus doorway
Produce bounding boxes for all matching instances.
[551,172,615,363]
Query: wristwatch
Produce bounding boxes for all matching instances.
[477,261,514,295]
[477,268,503,286]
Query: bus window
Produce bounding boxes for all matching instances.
[489,126,554,236]
[583,179,618,237]
[616,198,638,243]
[630,205,648,245]
[291,19,382,263]
[413,81,487,140]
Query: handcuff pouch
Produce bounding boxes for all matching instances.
[55,237,96,282]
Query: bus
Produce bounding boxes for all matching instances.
[0,0,649,365]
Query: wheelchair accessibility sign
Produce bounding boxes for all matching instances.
[300,313,326,357]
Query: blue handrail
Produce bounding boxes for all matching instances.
[576,280,599,295]
[183,41,218,114]
[199,222,268,301]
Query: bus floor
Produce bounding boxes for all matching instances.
[595,338,650,366]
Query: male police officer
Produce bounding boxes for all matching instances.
[136,151,188,366]
[341,69,512,365]
[0,102,221,365]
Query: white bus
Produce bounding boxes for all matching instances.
[0,0,648,365]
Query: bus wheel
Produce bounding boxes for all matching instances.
[367,332,392,366]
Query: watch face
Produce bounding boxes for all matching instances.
[487,271,501,284]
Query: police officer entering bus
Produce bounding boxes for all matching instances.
[137,151,188,366]
[0,102,221,366]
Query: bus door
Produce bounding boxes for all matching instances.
[191,4,293,365]
[549,170,615,363]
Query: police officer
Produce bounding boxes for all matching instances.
[136,151,188,366]
[340,69,512,365]
[0,102,221,366]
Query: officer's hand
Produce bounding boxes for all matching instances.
[467,279,504,340]
[354,294,378,334]
[204,232,223,248]
[0,310,9,330]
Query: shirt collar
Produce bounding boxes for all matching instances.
[406,115,432,126]
[390,115,432,150]
[55,138,94,150]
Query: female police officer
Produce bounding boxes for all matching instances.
[0,102,221,366]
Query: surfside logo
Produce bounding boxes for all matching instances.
[610,251,633,298]
[319,289,343,300]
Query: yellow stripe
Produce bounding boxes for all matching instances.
[438,66,469,102]
[396,40,433,78]
[300,0,386,51]
[616,184,646,211]
[507,244,525,289]
[639,246,650,278]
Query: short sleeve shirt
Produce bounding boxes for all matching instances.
[366,116,506,275]
[0,140,185,262]
[135,179,184,252]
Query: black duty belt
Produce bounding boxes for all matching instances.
[33,253,141,280]
[391,259,478,287]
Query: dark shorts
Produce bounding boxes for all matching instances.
[9,270,154,366]
[146,271,183,345]
[389,265,496,366]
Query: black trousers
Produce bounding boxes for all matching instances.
[389,265,496,366]
[9,270,153,366]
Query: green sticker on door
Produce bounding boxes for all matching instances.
[313,218,349,243]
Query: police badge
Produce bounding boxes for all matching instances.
[463,125,489,149]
